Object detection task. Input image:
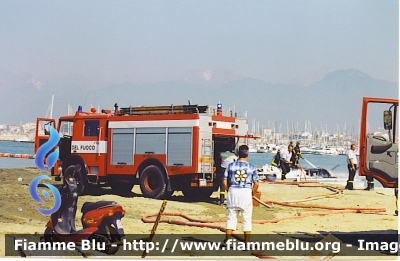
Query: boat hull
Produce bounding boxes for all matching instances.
[256,164,336,181]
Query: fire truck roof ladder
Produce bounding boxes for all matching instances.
[117,104,209,116]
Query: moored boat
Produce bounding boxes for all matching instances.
[311,147,339,155]
[256,163,337,181]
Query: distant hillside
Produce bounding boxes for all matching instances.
[79,68,398,132]
[176,69,245,87]
[1,68,398,133]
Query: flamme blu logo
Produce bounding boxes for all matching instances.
[29,126,61,215]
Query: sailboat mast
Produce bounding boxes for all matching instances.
[50,95,54,119]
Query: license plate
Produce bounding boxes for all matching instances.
[116,219,123,229]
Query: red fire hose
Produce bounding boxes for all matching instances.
[141,182,386,258]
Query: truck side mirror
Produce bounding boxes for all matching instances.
[383,110,392,130]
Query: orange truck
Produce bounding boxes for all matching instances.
[358,97,398,188]
[34,103,249,199]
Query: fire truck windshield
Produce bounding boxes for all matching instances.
[59,120,73,136]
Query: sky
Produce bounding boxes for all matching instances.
[0,0,398,89]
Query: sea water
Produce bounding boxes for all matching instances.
[0,141,373,187]
[0,140,34,155]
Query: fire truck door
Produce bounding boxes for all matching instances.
[34,118,56,153]
[366,106,398,182]
[366,134,398,182]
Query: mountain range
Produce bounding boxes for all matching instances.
[1,68,398,133]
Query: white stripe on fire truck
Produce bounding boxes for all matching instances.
[215,121,234,129]
[109,120,200,128]
[71,141,107,154]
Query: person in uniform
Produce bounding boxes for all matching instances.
[280,145,293,180]
[293,142,302,167]
[289,141,295,166]
[219,150,238,204]
[345,144,358,190]
[271,149,281,168]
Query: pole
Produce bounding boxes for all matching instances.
[50,95,54,119]
[298,162,307,182]
[141,200,168,258]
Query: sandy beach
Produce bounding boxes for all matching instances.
[0,167,397,259]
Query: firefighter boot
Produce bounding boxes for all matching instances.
[281,173,286,181]
[364,181,374,191]
[345,181,354,190]
[219,187,226,205]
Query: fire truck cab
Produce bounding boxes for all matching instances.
[34,103,250,199]
[358,97,398,188]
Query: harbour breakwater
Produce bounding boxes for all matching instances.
[0,141,35,161]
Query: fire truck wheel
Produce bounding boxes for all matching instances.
[44,227,56,242]
[102,227,121,255]
[139,165,167,199]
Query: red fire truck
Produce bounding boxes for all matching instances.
[358,97,398,188]
[34,103,250,199]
